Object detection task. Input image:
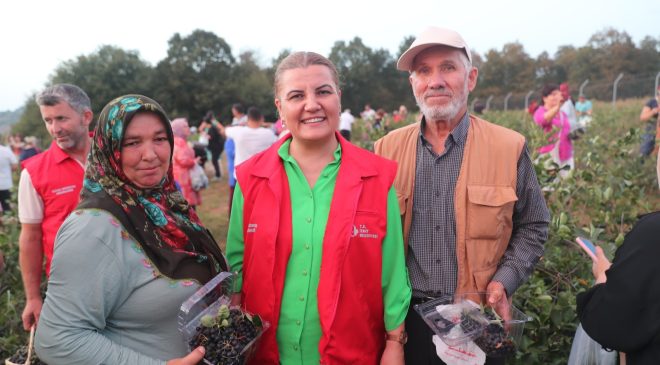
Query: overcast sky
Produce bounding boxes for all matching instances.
[1,0,657,111]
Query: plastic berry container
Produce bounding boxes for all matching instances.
[178,272,269,365]
[414,291,532,357]
[414,295,490,347]
[454,292,532,357]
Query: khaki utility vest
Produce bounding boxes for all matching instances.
[375,115,524,295]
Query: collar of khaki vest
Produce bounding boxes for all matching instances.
[419,112,470,148]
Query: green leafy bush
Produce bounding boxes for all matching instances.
[1,207,28,360]
[485,102,656,363]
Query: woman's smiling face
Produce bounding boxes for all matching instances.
[275,65,341,144]
[120,112,171,188]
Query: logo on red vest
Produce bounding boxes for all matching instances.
[351,224,379,239]
[51,184,76,196]
[247,223,258,233]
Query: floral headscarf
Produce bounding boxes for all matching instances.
[78,95,227,284]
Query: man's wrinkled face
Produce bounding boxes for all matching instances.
[409,46,477,122]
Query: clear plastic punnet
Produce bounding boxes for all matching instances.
[178,271,268,365]
[414,295,489,347]
[415,292,532,357]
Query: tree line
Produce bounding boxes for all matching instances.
[12,27,660,144]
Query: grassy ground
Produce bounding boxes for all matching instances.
[196,160,231,252]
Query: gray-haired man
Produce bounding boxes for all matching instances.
[18,84,93,331]
[375,27,549,364]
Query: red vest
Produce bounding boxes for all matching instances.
[22,141,84,276]
[236,133,397,364]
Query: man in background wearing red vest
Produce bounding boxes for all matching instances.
[18,84,93,331]
[375,27,549,365]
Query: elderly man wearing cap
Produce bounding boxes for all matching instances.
[375,27,549,364]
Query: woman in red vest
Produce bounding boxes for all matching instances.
[226,52,411,365]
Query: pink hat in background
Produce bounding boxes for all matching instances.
[171,118,190,138]
[397,26,472,71]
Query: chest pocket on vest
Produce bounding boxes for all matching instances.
[466,185,518,240]
[347,210,385,285]
[350,211,385,247]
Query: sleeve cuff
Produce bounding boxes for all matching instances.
[232,274,243,293]
[19,217,43,224]
[384,286,411,331]
[491,267,520,297]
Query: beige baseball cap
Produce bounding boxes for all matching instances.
[397,26,472,71]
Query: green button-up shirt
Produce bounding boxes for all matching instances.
[226,139,410,365]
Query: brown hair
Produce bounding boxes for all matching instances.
[273,51,340,98]
[541,84,560,98]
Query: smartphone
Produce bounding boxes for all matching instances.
[575,237,598,260]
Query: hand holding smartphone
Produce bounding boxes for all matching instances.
[575,237,598,261]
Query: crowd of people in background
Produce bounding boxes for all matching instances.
[7,135,42,162]
[0,24,658,365]
[527,81,659,189]
[356,103,413,133]
[0,97,418,228]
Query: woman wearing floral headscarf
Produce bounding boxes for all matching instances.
[35,95,227,365]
